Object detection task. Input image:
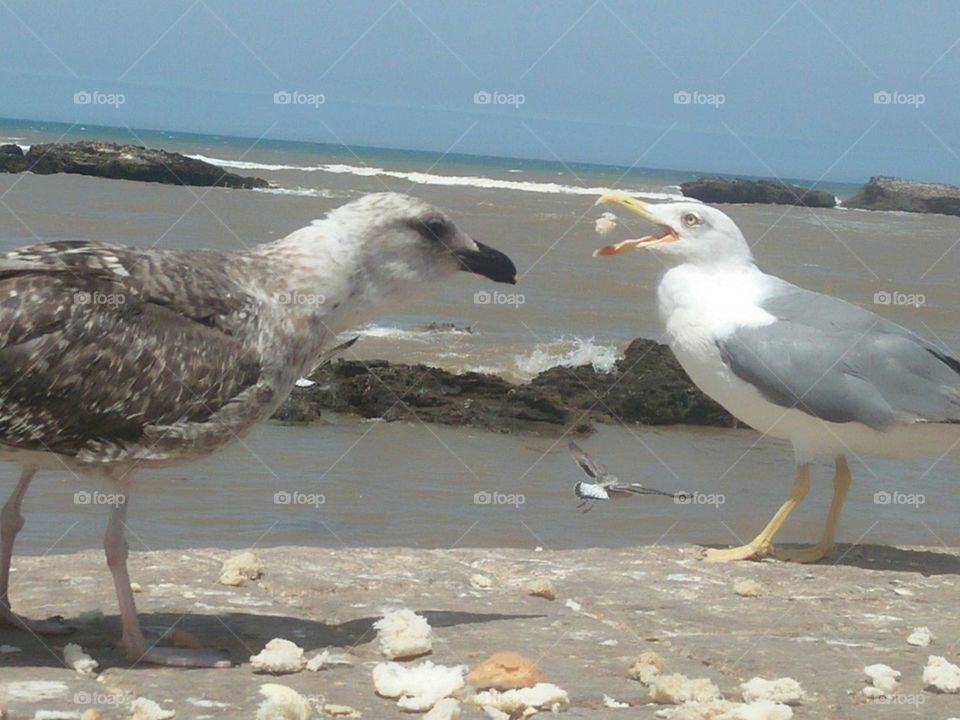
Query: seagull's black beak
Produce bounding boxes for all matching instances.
[454,241,517,284]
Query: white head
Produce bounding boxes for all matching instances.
[593,194,753,267]
[267,192,516,320]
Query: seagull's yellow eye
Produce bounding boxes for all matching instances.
[683,213,700,227]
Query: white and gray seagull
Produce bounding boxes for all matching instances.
[0,192,516,666]
[595,192,960,563]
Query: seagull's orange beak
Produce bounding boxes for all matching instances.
[593,193,678,256]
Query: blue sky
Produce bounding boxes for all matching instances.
[1,0,959,183]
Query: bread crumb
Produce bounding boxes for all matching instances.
[469,683,569,715]
[374,608,432,659]
[129,697,176,720]
[468,651,544,690]
[470,573,493,590]
[718,700,793,720]
[256,684,311,720]
[373,661,466,712]
[423,698,460,720]
[219,551,262,586]
[906,626,934,647]
[923,655,960,693]
[595,212,618,236]
[864,664,900,695]
[63,643,98,675]
[249,638,305,674]
[628,651,664,685]
[323,704,360,718]
[733,579,764,597]
[306,648,353,671]
[526,577,556,601]
[603,694,629,708]
[649,674,721,704]
[740,677,804,705]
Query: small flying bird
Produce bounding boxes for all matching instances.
[595,192,960,563]
[0,192,516,667]
[568,441,677,511]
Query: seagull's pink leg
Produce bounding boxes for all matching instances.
[104,480,230,667]
[0,467,74,634]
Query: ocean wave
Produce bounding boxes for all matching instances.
[349,323,473,342]
[187,154,320,172]
[514,337,620,376]
[253,186,340,199]
[188,153,684,200]
[1,139,30,153]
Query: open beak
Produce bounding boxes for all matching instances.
[455,240,518,284]
[593,193,678,257]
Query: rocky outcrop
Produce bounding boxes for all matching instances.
[273,338,735,434]
[680,176,836,207]
[0,141,268,189]
[843,176,960,216]
[0,143,28,172]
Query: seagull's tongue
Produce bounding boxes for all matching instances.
[593,235,657,257]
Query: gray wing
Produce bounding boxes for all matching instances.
[717,285,960,430]
[0,242,267,461]
[568,440,617,485]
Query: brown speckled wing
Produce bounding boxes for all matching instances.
[0,242,264,462]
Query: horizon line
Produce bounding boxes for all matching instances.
[0,114,865,190]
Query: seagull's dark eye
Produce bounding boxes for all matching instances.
[683,212,700,227]
[413,217,449,242]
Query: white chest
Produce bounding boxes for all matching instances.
[656,264,776,350]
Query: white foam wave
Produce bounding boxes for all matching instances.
[350,323,472,342]
[253,186,339,199]
[0,138,30,153]
[187,154,318,172]
[319,163,681,199]
[188,154,683,200]
[514,337,620,376]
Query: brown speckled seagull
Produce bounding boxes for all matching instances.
[0,192,516,667]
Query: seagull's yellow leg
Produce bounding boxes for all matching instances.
[703,464,811,562]
[774,456,851,563]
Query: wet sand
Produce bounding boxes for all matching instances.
[1,544,959,718]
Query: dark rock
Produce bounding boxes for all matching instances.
[271,337,736,435]
[0,144,28,173]
[681,176,836,207]
[422,322,473,334]
[843,176,960,217]
[1,141,268,189]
